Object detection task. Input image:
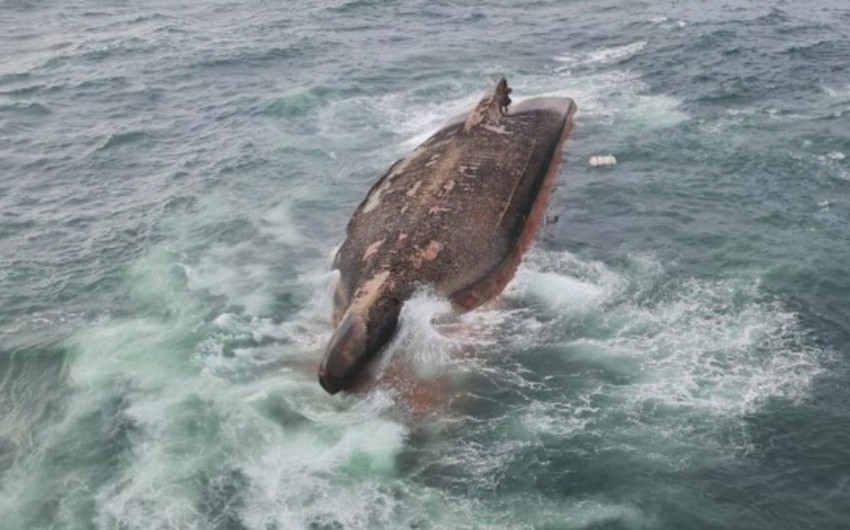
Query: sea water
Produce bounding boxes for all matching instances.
[1,1,849,528]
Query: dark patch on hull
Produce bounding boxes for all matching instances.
[320,79,577,394]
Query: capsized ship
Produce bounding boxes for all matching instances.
[319,78,577,394]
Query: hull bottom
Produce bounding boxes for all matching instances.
[450,114,575,311]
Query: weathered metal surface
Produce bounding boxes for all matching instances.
[319,78,577,394]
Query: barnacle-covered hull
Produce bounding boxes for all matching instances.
[319,79,577,394]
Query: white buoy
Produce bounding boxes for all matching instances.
[589,155,617,167]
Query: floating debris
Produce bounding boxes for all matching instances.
[589,155,618,167]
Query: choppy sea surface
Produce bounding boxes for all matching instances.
[2,1,850,528]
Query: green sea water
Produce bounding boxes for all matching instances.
[1,1,850,528]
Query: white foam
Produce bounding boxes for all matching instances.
[433,250,828,460]
[379,92,480,150]
[516,249,627,298]
[55,254,410,528]
[814,151,850,181]
[649,16,687,29]
[520,393,599,438]
[555,41,647,65]
[821,83,850,101]
[184,245,273,316]
[521,271,608,313]
[314,55,687,169]
[258,200,305,245]
[315,82,480,154]
[535,68,688,131]
[621,93,689,130]
[5,235,829,529]
[389,291,459,365]
[239,409,408,529]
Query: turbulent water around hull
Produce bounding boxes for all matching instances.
[1,245,827,529]
[2,1,850,529]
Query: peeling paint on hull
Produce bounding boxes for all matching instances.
[320,78,577,393]
[450,107,576,311]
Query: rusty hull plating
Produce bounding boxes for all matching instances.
[318,78,577,394]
